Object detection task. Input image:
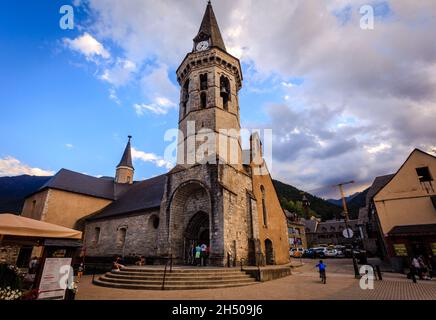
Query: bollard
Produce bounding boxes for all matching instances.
[375,265,382,280]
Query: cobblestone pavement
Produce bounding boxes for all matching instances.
[76,259,436,300]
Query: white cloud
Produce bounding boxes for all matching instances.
[77,1,436,196]
[108,88,121,105]
[64,32,110,60]
[65,144,74,149]
[100,58,137,87]
[282,82,294,88]
[133,96,176,116]
[133,64,178,115]
[131,147,173,170]
[0,157,55,177]
[365,143,392,154]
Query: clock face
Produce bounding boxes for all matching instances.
[196,41,209,51]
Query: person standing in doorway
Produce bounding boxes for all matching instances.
[200,243,207,266]
[195,244,202,266]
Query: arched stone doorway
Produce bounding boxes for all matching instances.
[265,239,274,265]
[184,211,210,263]
[168,181,212,263]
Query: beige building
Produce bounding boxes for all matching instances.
[285,211,307,250]
[372,149,436,271]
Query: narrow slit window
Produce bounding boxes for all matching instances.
[200,74,208,91]
[201,92,207,109]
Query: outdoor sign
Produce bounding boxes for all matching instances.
[431,243,436,255]
[393,244,408,257]
[38,257,72,300]
[342,228,354,239]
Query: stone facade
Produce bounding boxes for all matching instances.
[84,210,160,258]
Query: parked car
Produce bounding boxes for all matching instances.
[290,248,305,258]
[303,248,315,258]
[324,248,338,258]
[334,245,346,258]
[312,247,328,258]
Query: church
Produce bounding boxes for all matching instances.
[22,2,289,267]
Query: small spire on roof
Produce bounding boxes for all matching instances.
[117,135,134,169]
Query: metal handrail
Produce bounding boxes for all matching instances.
[256,252,264,282]
[240,258,246,272]
[161,255,173,290]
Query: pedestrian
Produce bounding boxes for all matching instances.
[28,256,39,274]
[409,258,418,283]
[206,245,210,263]
[315,260,327,284]
[418,255,431,280]
[412,256,422,279]
[427,255,434,280]
[77,262,85,282]
[200,243,207,266]
[112,256,125,271]
[195,244,202,266]
[190,243,196,265]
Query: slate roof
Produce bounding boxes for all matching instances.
[194,1,226,52]
[117,136,134,169]
[302,218,318,233]
[86,174,166,221]
[35,169,119,200]
[365,174,395,206]
[388,224,436,236]
[316,219,359,233]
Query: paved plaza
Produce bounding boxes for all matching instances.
[75,259,436,300]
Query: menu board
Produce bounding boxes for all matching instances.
[38,258,72,300]
[393,244,408,257]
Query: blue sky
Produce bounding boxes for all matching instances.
[1,0,435,198]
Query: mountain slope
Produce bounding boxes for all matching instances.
[327,188,369,219]
[273,179,343,221]
[0,175,52,214]
[1,175,350,221]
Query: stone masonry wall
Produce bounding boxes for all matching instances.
[84,210,160,258]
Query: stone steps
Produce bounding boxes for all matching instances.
[93,267,258,290]
[105,272,252,281]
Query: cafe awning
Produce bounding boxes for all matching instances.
[0,214,82,240]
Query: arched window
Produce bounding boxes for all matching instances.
[200,73,208,91]
[116,227,127,248]
[182,79,189,116]
[200,92,207,109]
[261,185,268,227]
[149,215,160,230]
[220,75,230,111]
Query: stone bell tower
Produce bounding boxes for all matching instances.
[157,1,261,267]
[176,1,244,169]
